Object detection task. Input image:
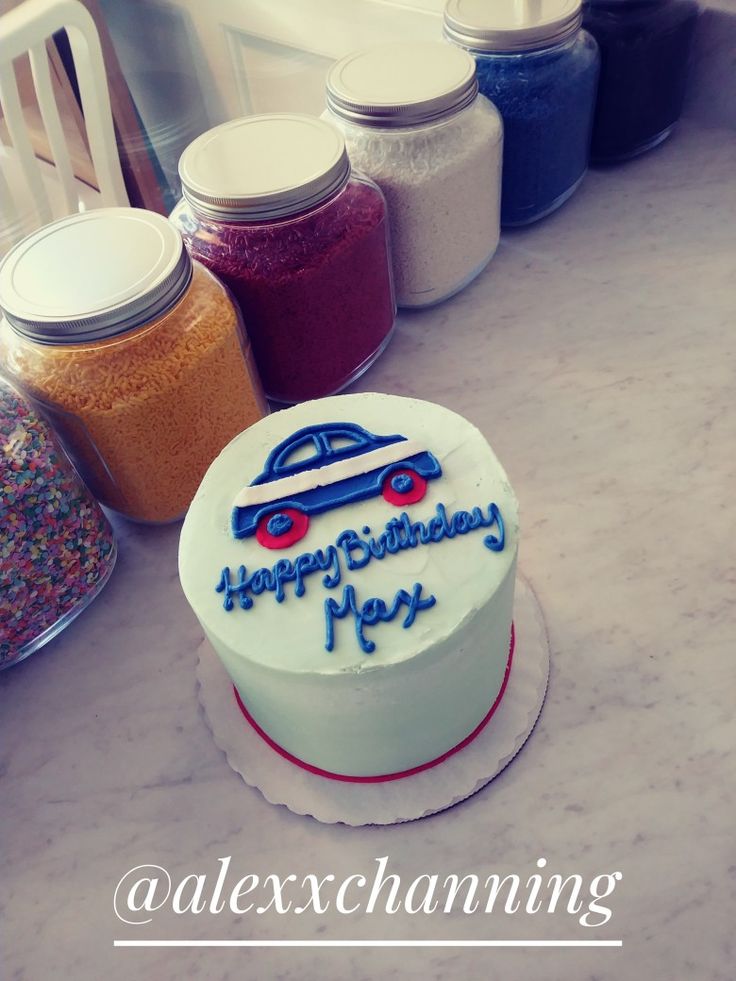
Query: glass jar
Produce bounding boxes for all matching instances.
[444,0,600,226]
[0,208,266,524]
[583,0,700,162]
[0,377,116,669]
[171,114,396,404]
[323,41,503,308]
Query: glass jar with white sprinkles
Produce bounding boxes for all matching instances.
[324,41,503,308]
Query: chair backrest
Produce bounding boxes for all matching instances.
[0,0,128,252]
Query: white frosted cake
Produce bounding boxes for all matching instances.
[179,393,519,779]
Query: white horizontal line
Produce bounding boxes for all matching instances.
[114,940,622,948]
[232,439,425,509]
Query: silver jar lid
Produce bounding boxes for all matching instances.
[326,41,479,128]
[444,0,583,53]
[0,208,192,343]
[178,114,351,221]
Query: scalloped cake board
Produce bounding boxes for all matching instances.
[196,575,549,826]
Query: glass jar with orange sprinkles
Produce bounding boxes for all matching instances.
[0,208,267,523]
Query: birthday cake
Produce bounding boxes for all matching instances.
[179,393,519,779]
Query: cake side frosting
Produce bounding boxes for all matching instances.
[179,393,519,776]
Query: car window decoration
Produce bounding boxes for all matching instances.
[317,426,371,461]
[272,432,322,477]
[327,433,367,455]
[263,423,384,481]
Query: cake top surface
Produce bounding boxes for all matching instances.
[179,393,518,675]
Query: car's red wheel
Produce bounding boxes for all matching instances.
[256,508,309,549]
[382,469,428,507]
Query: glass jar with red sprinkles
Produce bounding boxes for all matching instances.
[0,377,116,669]
[171,114,396,404]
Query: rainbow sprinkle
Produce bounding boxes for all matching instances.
[1,384,116,668]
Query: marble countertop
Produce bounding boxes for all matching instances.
[3,14,735,981]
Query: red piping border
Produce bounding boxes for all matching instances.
[232,623,515,784]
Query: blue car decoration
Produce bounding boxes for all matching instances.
[232,422,442,549]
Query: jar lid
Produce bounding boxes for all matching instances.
[178,114,351,221]
[326,42,479,128]
[0,208,192,343]
[444,0,583,53]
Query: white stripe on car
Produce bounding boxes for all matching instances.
[232,439,426,510]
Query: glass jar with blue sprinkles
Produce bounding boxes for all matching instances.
[444,0,600,226]
[582,1,700,163]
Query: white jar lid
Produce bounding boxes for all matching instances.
[178,114,351,221]
[444,0,583,53]
[0,208,192,343]
[326,41,478,127]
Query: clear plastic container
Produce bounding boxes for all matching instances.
[583,0,700,162]
[0,208,266,524]
[323,42,503,308]
[171,114,396,404]
[0,377,116,669]
[444,0,600,226]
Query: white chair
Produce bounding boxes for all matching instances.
[0,0,128,255]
